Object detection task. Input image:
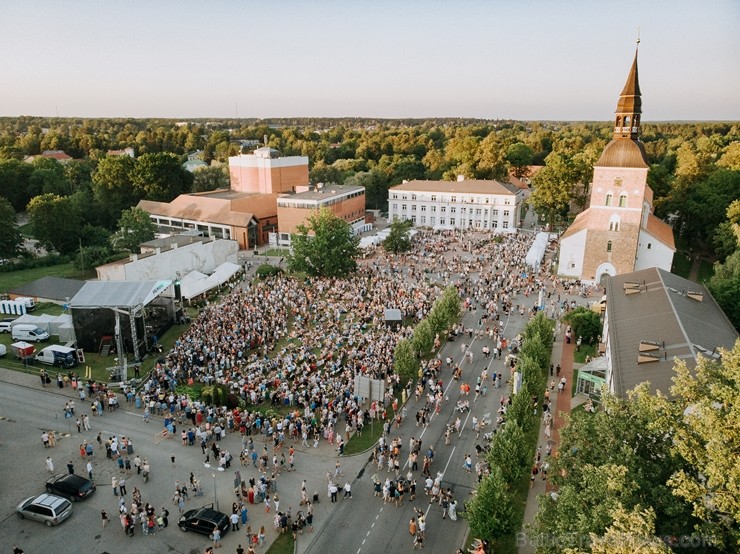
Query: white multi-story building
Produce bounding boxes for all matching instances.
[387,179,522,232]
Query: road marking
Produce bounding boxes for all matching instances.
[371,522,375,528]
[357,549,362,554]
[367,530,371,536]
[362,539,366,544]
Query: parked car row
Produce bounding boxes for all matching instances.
[16,474,96,527]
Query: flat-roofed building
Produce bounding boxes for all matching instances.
[229,146,309,195]
[387,179,522,232]
[274,185,367,247]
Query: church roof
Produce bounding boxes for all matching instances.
[645,213,676,249]
[560,210,593,240]
[595,138,649,168]
[617,51,642,115]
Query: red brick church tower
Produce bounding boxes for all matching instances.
[558,46,675,282]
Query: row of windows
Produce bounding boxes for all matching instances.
[605,194,627,207]
[393,204,510,217]
[402,215,510,229]
[390,193,511,205]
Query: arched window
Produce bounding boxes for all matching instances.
[624,116,630,127]
[606,241,612,253]
[609,214,620,232]
[619,194,627,207]
[616,116,622,127]
[605,194,612,206]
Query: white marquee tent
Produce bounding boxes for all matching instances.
[180,262,241,300]
[525,232,550,271]
[11,313,76,343]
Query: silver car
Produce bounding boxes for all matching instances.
[16,493,72,526]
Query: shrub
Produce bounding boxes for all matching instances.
[256,264,283,279]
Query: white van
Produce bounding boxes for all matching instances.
[35,345,78,368]
[12,324,50,343]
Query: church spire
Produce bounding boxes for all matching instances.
[613,42,642,140]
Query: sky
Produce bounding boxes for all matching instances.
[1,0,739,121]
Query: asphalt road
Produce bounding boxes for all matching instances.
[0,368,370,554]
[301,296,535,554]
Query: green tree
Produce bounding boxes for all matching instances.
[29,157,72,197]
[91,155,139,228]
[529,160,572,231]
[191,165,229,193]
[667,343,740,549]
[132,152,193,202]
[574,505,671,554]
[505,142,534,179]
[0,158,34,212]
[486,422,529,483]
[717,141,740,171]
[708,251,740,331]
[411,319,434,356]
[563,306,603,344]
[712,222,738,262]
[110,207,156,254]
[287,208,359,277]
[534,385,696,551]
[345,169,389,211]
[0,197,23,259]
[27,193,84,255]
[466,465,515,542]
[74,245,112,271]
[383,218,413,253]
[393,338,418,384]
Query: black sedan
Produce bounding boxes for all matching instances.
[45,474,96,501]
[178,504,230,537]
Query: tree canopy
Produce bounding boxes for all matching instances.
[534,339,740,551]
[286,208,359,277]
[111,207,156,254]
[0,197,23,259]
[383,218,413,253]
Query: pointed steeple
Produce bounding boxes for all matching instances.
[613,45,642,140]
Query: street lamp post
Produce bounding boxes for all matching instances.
[212,473,219,512]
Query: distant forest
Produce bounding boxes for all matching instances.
[0,116,739,327]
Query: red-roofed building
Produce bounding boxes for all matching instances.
[26,150,73,163]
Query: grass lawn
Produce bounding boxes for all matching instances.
[697,259,715,283]
[263,248,290,257]
[344,418,384,456]
[0,263,97,293]
[0,309,191,385]
[265,531,294,554]
[18,222,34,238]
[573,343,597,364]
[671,251,692,279]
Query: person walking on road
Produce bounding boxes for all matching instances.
[45,457,54,473]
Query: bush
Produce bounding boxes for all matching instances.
[256,264,283,279]
[563,306,602,344]
[0,253,69,272]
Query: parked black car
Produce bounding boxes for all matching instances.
[178,504,230,537]
[45,474,96,501]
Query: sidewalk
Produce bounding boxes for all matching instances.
[519,324,574,553]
